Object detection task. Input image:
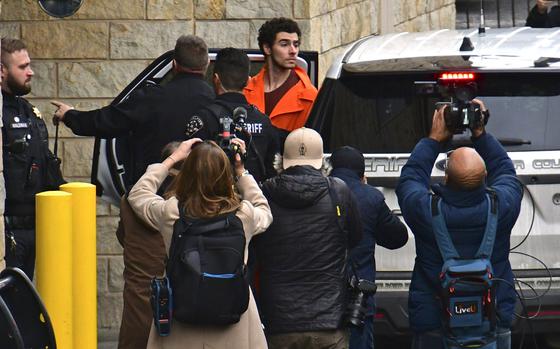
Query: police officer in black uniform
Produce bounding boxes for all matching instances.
[1,38,52,279]
[52,35,215,188]
[186,47,279,183]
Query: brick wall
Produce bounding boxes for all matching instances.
[0,0,455,346]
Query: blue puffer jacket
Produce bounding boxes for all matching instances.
[396,132,523,333]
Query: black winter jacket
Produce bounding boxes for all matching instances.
[63,73,214,188]
[255,165,362,334]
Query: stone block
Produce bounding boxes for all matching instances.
[97,216,122,255]
[195,0,225,19]
[294,0,331,18]
[411,14,431,32]
[97,198,112,216]
[148,0,193,19]
[28,62,56,98]
[371,0,380,34]
[0,22,20,38]
[0,0,49,21]
[98,257,109,293]
[320,11,343,52]
[225,0,291,19]
[58,61,150,98]
[393,0,407,25]
[298,18,321,52]
[416,0,427,16]
[108,256,124,292]
[98,292,123,328]
[22,22,108,59]
[340,3,371,45]
[62,138,94,177]
[110,21,192,59]
[73,0,145,19]
[249,20,266,49]
[440,5,456,30]
[407,0,418,20]
[196,21,250,48]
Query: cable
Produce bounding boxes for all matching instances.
[510,251,553,301]
[510,182,535,252]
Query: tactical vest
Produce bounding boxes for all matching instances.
[2,96,49,216]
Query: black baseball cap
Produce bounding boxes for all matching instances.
[330,146,365,178]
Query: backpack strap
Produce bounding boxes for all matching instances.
[475,189,499,259]
[430,194,460,261]
[326,177,345,233]
[431,191,499,262]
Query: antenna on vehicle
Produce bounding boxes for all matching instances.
[479,0,486,35]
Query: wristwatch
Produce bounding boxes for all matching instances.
[236,169,250,182]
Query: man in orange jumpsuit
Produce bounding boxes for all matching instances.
[244,18,317,143]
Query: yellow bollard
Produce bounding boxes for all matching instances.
[36,190,73,348]
[60,183,97,349]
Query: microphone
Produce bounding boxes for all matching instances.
[232,106,247,122]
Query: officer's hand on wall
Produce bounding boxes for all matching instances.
[51,100,74,123]
[429,105,453,143]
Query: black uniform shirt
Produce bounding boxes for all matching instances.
[2,92,50,216]
[63,72,214,187]
[186,92,279,183]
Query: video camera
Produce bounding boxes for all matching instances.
[345,270,377,327]
[216,107,248,164]
[436,78,488,134]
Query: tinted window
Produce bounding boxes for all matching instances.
[317,73,560,152]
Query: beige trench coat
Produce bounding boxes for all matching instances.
[128,164,272,349]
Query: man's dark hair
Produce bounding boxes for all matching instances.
[1,38,27,67]
[174,35,208,71]
[214,47,250,91]
[257,17,301,53]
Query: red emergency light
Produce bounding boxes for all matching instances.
[439,72,475,81]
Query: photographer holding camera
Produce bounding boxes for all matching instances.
[127,137,272,349]
[185,47,279,184]
[396,100,523,349]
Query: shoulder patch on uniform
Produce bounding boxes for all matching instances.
[185,116,204,137]
[32,106,42,119]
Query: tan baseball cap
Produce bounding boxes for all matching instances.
[283,127,324,170]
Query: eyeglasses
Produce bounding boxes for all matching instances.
[443,150,454,171]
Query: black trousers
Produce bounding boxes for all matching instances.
[5,228,36,280]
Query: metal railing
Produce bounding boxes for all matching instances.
[456,0,560,28]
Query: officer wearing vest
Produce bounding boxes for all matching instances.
[185,48,279,184]
[396,100,523,349]
[1,38,52,280]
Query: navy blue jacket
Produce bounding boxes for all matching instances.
[331,168,408,316]
[396,133,522,332]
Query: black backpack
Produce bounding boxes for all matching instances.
[166,207,249,325]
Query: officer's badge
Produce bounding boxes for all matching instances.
[32,107,42,119]
[185,116,204,137]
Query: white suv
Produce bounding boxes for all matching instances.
[307,27,560,346]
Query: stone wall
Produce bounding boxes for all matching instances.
[0,0,455,347]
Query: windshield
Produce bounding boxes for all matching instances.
[323,72,560,152]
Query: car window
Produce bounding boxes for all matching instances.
[321,73,560,152]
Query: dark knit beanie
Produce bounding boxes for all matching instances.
[330,146,365,178]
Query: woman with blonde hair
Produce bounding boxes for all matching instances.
[128,137,272,349]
